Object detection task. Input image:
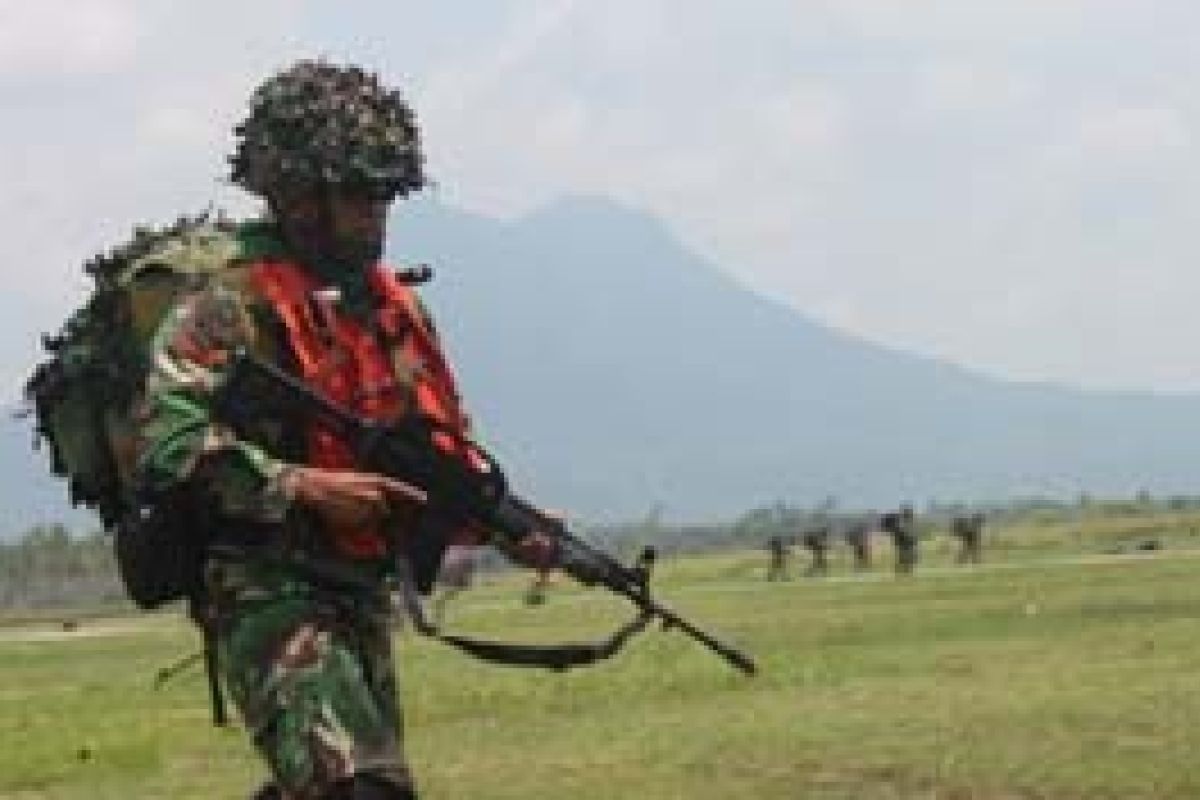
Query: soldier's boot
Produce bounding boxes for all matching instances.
[323,774,418,799]
[253,774,417,799]
[250,783,283,800]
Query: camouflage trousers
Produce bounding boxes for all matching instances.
[893,538,918,574]
[203,557,414,798]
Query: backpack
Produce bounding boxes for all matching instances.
[25,213,242,608]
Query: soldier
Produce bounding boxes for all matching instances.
[844,516,873,571]
[633,544,658,583]
[950,512,985,564]
[800,525,831,576]
[766,535,791,581]
[880,505,919,575]
[130,61,558,800]
[521,564,547,605]
[429,544,479,624]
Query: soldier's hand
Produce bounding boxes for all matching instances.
[283,466,426,529]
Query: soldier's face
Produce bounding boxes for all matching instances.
[326,186,391,251]
[274,185,393,274]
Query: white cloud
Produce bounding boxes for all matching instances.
[0,1,301,398]
[760,86,846,153]
[0,0,142,76]
[1069,106,1191,165]
[820,0,1129,43]
[914,61,1036,114]
[418,0,580,120]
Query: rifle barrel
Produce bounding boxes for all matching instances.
[644,600,758,675]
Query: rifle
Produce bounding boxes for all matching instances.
[212,349,757,676]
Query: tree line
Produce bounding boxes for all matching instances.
[0,525,124,611]
[4,490,1200,611]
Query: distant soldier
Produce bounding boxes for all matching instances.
[633,545,659,584]
[844,517,874,571]
[800,525,832,576]
[880,505,919,575]
[524,510,569,605]
[429,545,480,623]
[525,565,552,605]
[766,535,791,581]
[949,512,986,565]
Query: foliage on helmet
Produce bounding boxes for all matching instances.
[229,60,427,198]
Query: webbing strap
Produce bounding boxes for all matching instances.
[155,596,229,727]
[393,557,653,671]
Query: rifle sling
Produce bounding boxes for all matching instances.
[393,555,654,671]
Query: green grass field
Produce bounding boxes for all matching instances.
[5,513,1200,798]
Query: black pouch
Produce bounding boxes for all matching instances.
[115,488,209,610]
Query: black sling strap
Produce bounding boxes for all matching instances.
[392,555,654,671]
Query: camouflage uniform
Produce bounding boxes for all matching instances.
[800,525,831,576]
[880,506,918,575]
[844,518,873,570]
[766,536,790,581]
[207,559,410,793]
[524,567,551,606]
[133,60,436,799]
[136,224,419,797]
[950,512,985,564]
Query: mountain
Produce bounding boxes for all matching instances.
[392,195,1200,519]
[5,195,1200,537]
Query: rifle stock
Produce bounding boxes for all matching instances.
[214,349,757,676]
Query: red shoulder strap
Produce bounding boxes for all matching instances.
[247,260,325,380]
[370,266,469,433]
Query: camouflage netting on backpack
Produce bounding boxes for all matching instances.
[25,213,241,606]
[26,213,240,522]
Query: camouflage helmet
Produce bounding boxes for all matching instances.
[229,60,426,198]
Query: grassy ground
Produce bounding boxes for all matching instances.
[4,513,1200,798]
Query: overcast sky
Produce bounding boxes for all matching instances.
[3,1,1200,395]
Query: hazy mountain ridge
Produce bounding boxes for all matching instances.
[392,195,1200,519]
[4,195,1199,537]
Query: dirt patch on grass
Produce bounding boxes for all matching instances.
[0,616,168,643]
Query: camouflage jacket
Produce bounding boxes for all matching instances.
[131,221,443,531]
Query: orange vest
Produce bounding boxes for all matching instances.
[248,260,472,558]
